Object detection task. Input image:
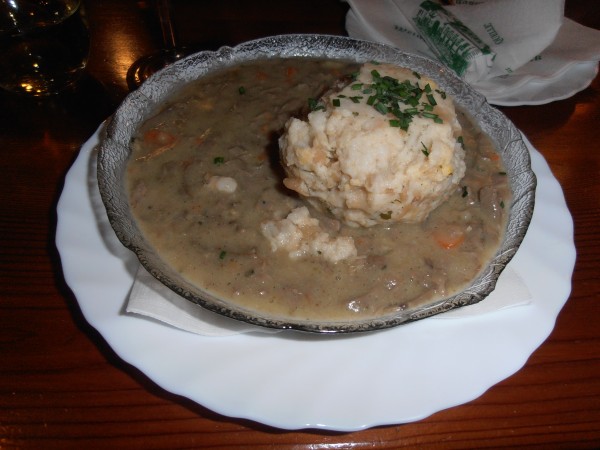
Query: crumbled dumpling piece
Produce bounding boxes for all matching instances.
[279,62,466,227]
[261,207,357,263]
[207,175,238,193]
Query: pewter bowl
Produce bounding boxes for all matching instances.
[97,34,536,333]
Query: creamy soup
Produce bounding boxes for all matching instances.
[126,58,510,322]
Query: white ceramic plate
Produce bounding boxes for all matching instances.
[483,61,598,106]
[56,125,575,431]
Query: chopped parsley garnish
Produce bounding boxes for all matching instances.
[308,97,325,111]
[238,86,246,95]
[421,112,443,123]
[213,156,225,165]
[364,69,445,130]
[457,136,465,148]
[421,142,430,157]
[374,102,388,115]
[308,69,447,132]
[219,250,227,260]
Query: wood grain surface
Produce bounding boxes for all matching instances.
[1,0,599,448]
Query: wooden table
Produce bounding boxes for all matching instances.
[1,0,599,447]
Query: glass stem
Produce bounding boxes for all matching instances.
[156,0,182,58]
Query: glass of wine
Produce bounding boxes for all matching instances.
[0,0,90,97]
[126,0,186,90]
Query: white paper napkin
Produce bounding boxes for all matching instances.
[345,0,600,96]
[126,266,282,336]
[126,262,531,336]
[348,0,563,82]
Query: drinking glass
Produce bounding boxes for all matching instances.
[0,0,90,96]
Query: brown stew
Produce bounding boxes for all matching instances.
[126,58,511,322]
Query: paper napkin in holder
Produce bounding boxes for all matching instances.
[347,0,600,103]
[126,263,531,336]
[348,0,567,82]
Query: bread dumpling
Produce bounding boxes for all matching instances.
[279,62,466,227]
